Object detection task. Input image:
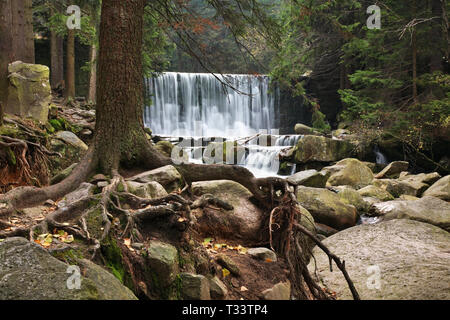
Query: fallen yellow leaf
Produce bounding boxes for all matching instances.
[222,268,230,278]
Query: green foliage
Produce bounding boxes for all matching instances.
[311,108,331,133]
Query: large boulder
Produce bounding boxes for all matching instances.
[0,237,137,300]
[422,175,450,201]
[324,158,374,189]
[293,136,354,164]
[294,123,315,135]
[191,180,263,242]
[333,186,369,213]
[286,169,330,188]
[296,186,357,230]
[374,161,409,179]
[127,165,183,193]
[307,220,450,300]
[5,61,51,124]
[371,196,450,231]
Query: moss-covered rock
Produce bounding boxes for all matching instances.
[293,135,355,164]
[0,237,137,300]
[126,181,168,199]
[5,62,51,124]
[357,185,394,201]
[127,165,183,193]
[155,140,175,157]
[296,186,357,230]
[324,158,374,189]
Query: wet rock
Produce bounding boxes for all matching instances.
[296,186,357,230]
[423,175,450,201]
[247,248,277,262]
[180,273,211,300]
[286,169,330,188]
[0,237,137,300]
[262,281,291,300]
[324,158,374,189]
[307,220,450,299]
[374,161,409,179]
[371,196,450,231]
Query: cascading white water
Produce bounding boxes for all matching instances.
[144,72,302,177]
[144,72,276,137]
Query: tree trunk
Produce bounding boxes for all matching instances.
[412,0,418,104]
[0,0,34,121]
[430,0,444,72]
[50,13,64,90]
[65,29,76,99]
[88,43,97,103]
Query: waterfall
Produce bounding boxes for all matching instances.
[144,72,303,178]
[374,146,388,165]
[144,72,277,137]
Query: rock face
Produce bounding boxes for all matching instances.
[293,136,354,164]
[191,180,263,242]
[423,175,450,201]
[375,161,409,179]
[180,273,211,300]
[0,237,137,300]
[371,196,450,231]
[5,62,51,124]
[296,186,357,230]
[286,169,330,188]
[128,165,183,193]
[324,159,374,189]
[307,220,450,300]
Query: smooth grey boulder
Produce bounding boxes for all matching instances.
[423,175,450,201]
[307,220,450,300]
[247,247,277,262]
[286,169,330,188]
[55,131,89,151]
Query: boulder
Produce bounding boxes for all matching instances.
[398,172,441,185]
[5,62,51,124]
[324,158,374,189]
[55,131,89,151]
[145,241,179,287]
[58,182,95,208]
[247,248,277,262]
[372,179,426,198]
[334,186,369,212]
[155,140,174,157]
[371,196,450,231]
[307,220,450,300]
[0,237,137,300]
[262,281,291,300]
[293,136,354,164]
[374,161,409,179]
[294,123,314,135]
[296,186,357,230]
[357,185,394,201]
[217,254,241,276]
[126,181,168,199]
[191,180,263,242]
[128,165,183,193]
[423,175,450,201]
[286,169,330,188]
[180,273,211,300]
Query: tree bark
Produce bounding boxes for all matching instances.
[65,28,76,99]
[50,12,64,90]
[88,43,97,103]
[430,0,444,72]
[0,0,34,121]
